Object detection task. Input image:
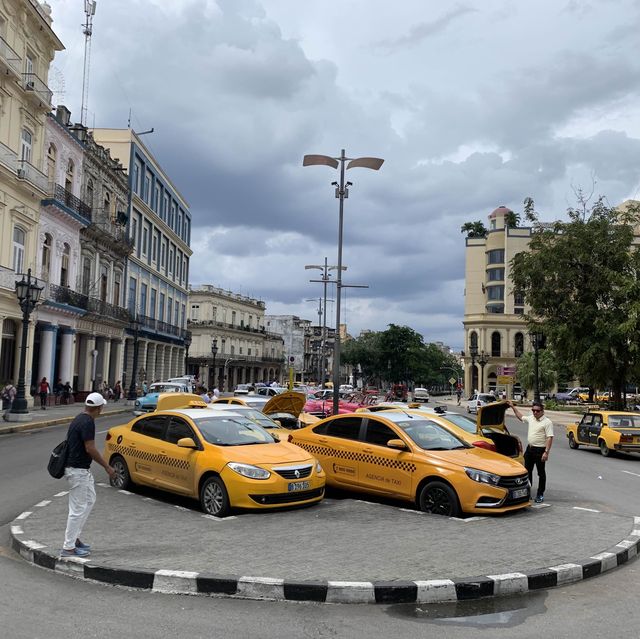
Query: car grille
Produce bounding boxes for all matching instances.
[273,465,313,479]
[498,473,529,490]
[249,488,324,505]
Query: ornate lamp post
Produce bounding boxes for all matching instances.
[530,332,544,403]
[303,150,383,414]
[8,269,43,419]
[211,338,218,390]
[478,350,488,394]
[468,344,478,393]
[127,314,140,401]
[183,331,192,376]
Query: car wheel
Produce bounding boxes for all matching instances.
[599,440,611,457]
[568,433,579,449]
[110,455,132,490]
[418,481,461,517]
[200,476,230,517]
[466,406,471,413]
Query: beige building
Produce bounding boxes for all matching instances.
[188,286,284,391]
[0,1,63,395]
[462,205,531,395]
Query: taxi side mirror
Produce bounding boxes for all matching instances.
[177,437,198,449]
[273,419,282,426]
[271,433,281,442]
[387,438,408,451]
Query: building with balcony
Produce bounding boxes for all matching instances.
[92,128,192,387]
[0,1,63,394]
[462,205,532,395]
[188,286,284,390]
[265,315,312,382]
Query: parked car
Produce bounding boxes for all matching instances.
[256,386,287,397]
[288,410,530,516]
[466,393,496,414]
[555,387,590,404]
[566,410,640,456]
[413,387,430,403]
[133,381,192,415]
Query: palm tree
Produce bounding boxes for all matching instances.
[460,221,488,238]
[504,211,521,228]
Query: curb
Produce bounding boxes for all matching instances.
[0,408,130,435]
[10,496,640,604]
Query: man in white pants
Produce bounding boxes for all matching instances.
[60,392,116,558]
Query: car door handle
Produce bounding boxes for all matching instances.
[318,438,328,444]
[159,451,168,456]
[129,442,136,448]
[363,448,373,453]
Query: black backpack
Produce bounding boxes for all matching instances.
[47,440,69,479]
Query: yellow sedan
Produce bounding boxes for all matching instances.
[567,410,640,456]
[104,405,325,517]
[288,410,530,517]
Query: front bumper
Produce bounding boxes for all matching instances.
[462,472,531,513]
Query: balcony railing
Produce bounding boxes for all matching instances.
[0,140,17,172]
[0,36,21,77]
[0,265,17,292]
[87,297,131,323]
[187,318,280,338]
[17,159,48,192]
[138,314,188,339]
[22,72,53,106]
[47,284,130,323]
[45,183,92,223]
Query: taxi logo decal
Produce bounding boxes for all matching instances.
[108,443,191,471]
[294,442,416,473]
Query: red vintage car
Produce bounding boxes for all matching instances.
[304,391,379,418]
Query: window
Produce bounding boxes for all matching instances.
[514,290,525,306]
[323,417,363,440]
[469,331,478,351]
[364,420,398,447]
[168,249,174,274]
[160,240,166,269]
[143,173,151,203]
[491,331,501,357]
[140,283,148,316]
[166,417,195,445]
[231,311,236,326]
[133,160,142,195]
[163,194,169,221]
[128,277,137,314]
[24,51,34,75]
[514,307,524,315]
[46,144,56,184]
[181,303,185,328]
[515,332,524,358]
[174,303,179,326]
[65,159,74,193]
[152,233,158,262]
[177,213,182,238]
[487,285,504,301]
[191,304,199,321]
[132,415,167,439]
[149,288,157,319]
[167,298,172,323]
[487,249,505,265]
[487,268,504,281]
[212,306,217,320]
[159,293,165,322]
[154,184,161,212]
[82,257,92,295]
[41,233,52,279]
[114,272,121,306]
[103,190,111,217]
[131,217,138,248]
[100,264,108,302]
[12,227,25,273]
[142,226,149,256]
[486,304,504,314]
[86,179,94,209]
[60,244,70,287]
[20,129,32,163]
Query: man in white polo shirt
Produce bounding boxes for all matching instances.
[508,400,554,503]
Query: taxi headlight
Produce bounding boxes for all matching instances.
[315,461,323,474]
[465,467,500,486]
[227,462,271,480]
[134,400,141,407]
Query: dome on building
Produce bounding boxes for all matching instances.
[489,205,513,218]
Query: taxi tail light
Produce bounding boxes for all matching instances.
[473,440,497,452]
[105,432,112,441]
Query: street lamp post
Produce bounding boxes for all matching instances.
[8,269,43,419]
[303,150,384,414]
[183,331,192,376]
[127,314,140,401]
[223,357,235,392]
[211,338,218,390]
[531,332,544,403]
[478,350,488,394]
[468,344,479,393]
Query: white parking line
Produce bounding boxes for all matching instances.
[573,506,600,513]
[622,470,640,478]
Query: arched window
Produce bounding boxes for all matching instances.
[469,331,478,351]
[46,144,56,184]
[491,331,501,357]
[515,332,524,358]
[41,233,52,279]
[60,243,70,287]
[65,158,74,192]
[13,227,25,273]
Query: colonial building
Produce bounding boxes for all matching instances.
[188,286,284,390]
[0,0,63,395]
[92,128,191,389]
[462,205,531,395]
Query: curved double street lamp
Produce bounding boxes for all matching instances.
[303,150,384,415]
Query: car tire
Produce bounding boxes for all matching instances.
[599,440,611,457]
[200,476,231,517]
[418,481,461,517]
[568,433,579,449]
[110,455,132,490]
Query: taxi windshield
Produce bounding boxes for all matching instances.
[395,418,468,450]
[608,414,640,429]
[235,408,280,430]
[150,384,180,393]
[440,414,477,434]
[194,416,275,445]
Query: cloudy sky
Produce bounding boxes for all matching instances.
[47,0,640,350]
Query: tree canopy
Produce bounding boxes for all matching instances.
[460,221,488,238]
[511,197,640,406]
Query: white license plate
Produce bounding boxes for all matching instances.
[511,488,529,499]
[288,481,310,492]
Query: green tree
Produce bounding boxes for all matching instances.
[460,221,488,238]
[504,211,521,228]
[515,350,557,394]
[511,197,640,407]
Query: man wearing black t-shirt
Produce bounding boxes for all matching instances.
[60,392,116,558]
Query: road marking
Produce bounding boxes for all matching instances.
[54,491,68,497]
[118,490,133,495]
[34,500,51,508]
[622,470,640,478]
[201,514,237,521]
[573,506,600,513]
[97,429,110,434]
[15,512,32,520]
[11,526,23,535]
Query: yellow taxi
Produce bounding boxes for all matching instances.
[104,397,325,517]
[288,409,530,517]
[566,410,640,456]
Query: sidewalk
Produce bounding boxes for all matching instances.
[0,402,130,435]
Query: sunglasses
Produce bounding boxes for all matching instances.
[532,409,543,413]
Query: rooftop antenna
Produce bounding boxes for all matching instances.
[80,0,97,127]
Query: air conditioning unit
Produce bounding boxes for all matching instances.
[17,168,26,179]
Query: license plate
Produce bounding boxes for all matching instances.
[288,481,310,492]
[511,488,529,499]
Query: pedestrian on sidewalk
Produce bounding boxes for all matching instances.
[113,380,122,402]
[60,392,116,558]
[508,400,554,503]
[62,381,72,404]
[2,381,16,410]
[38,377,50,410]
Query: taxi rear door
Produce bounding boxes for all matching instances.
[357,416,414,499]
[127,415,169,484]
[319,416,365,487]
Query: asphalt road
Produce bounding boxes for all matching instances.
[3,409,640,638]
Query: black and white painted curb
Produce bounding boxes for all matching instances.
[10,494,640,604]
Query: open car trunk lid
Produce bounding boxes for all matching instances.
[263,391,306,418]
[477,400,510,433]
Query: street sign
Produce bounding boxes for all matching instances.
[288,356,295,364]
[449,377,457,385]
[498,375,515,385]
[502,366,516,375]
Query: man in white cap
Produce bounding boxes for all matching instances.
[60,392,116,558]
